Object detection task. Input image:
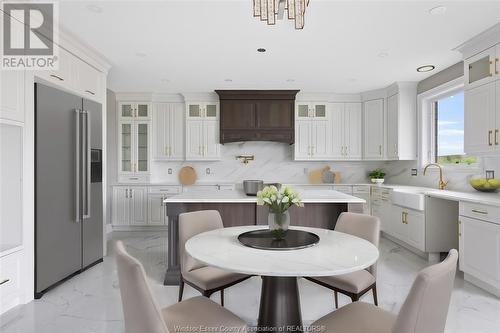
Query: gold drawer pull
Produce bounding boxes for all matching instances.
[489,130,493,146]
[471,209,488,215]
[85,90,95,96]
[0,278,10,286]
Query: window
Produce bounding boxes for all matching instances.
[430,90,477,166]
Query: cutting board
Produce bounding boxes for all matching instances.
[308,166,341,184]
[179,166,197,185]
[308,166,330,184]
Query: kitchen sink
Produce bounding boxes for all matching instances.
[391,188,426,211]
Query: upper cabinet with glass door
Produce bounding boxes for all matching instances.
[186,102,219,119]
[464,45,499,90]
[296,103,328,120]
[119,102,152,120]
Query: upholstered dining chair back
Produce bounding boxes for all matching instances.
[335,212,381,276]
[392,249,458,333]
[179,210,224,273]
[114,241,168,333]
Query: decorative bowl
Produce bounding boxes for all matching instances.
[469,178,500,193]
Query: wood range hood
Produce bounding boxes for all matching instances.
[215,90,299,144]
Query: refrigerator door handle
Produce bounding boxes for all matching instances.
[83,110,91,219]
[75,109,81,223]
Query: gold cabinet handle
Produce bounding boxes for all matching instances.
[496,129,499,146]
[458,220,462,237]
[85,90,95,96]
[496,58,499,75]
[490,60,494,76]
[471,209,488,215]
[50,74,64,81]
[489,130,493,146]
[0,278,10,286]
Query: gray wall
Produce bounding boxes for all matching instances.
[106,89,117,224]
[417,61,464,94]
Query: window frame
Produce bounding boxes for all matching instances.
[417,77,481,172]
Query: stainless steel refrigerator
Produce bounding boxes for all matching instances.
[35,83,103,298]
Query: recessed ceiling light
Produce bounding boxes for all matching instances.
[135,52,147,58]
[378,51,389,58]
[286,79,295,82]
[417,65,435,72]
[86,4,103,13]
[257,48,266,53]
[224,79,233,82]
[429,6,447,15]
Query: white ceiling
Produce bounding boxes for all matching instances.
[59,1,500,94]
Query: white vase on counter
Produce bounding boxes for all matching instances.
[371,178,385,186]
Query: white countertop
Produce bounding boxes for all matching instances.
[378,185,500,206]
[185,226,379,277]
[163,189,366,204]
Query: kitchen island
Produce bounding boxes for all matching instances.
[162,189,365,285]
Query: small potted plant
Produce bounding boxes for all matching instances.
[257,186,303,239]
[369,169,386,186]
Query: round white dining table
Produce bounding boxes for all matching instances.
[185,225,379,331]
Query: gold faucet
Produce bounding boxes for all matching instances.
[423,163,448,190]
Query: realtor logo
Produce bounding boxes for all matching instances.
[1,2,59,70]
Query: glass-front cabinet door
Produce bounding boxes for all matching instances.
[120,122,133,173]
[187,104,202,118]
[313,104,327,118]
[135,103,151,120]
[465,46,497,89]
[296,104,310,118]
[135,122,149,172]
[119,103,134,119]
[205,104,218,118]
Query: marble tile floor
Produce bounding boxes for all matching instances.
[1,231,500,333]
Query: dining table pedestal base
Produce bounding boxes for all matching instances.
[258,276,303,332]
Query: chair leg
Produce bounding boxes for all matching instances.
[178,279,184,302]
[220,289,224,307]
[333,291,338,309]
[372,284,378,306]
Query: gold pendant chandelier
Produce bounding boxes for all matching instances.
[253,0,310,30]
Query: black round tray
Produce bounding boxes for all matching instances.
[238,229,320,251]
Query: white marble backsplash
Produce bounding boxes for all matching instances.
[151,141,500,194]
[150,142,388,184]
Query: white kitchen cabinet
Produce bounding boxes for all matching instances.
[118,121,151,182]
[459,215,500,295]
[406,209,425,251]
[0,71,25,122]
[363,99,384,159]
[353,186,371,214]
[329,103,363,160]
[36,48,104,103]
[0,122,23,254]
[389,205,425,252]
[119,102,151,120]
[185,102,220,161]
[112,186,147,226]
[0,251,23,314]
[294,103,330,160]
[74,57,102,101]
[153,103,184,160]
[464,82,497,154]
[147,194,165,225]
[36,48,76,90]
[385,83,417,160]
[371,187,392,233]
[464,45,498,90]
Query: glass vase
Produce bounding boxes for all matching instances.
[268,210,290,240]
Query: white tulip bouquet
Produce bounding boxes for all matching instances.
[256,185,303,213]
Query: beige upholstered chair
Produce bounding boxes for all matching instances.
[306,212,381,308]
[312,249,458,333]
[114,241,247,333]
[178,210,250,306]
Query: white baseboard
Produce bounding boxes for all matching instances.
[464,273,500,298]
[111,225,168,232]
